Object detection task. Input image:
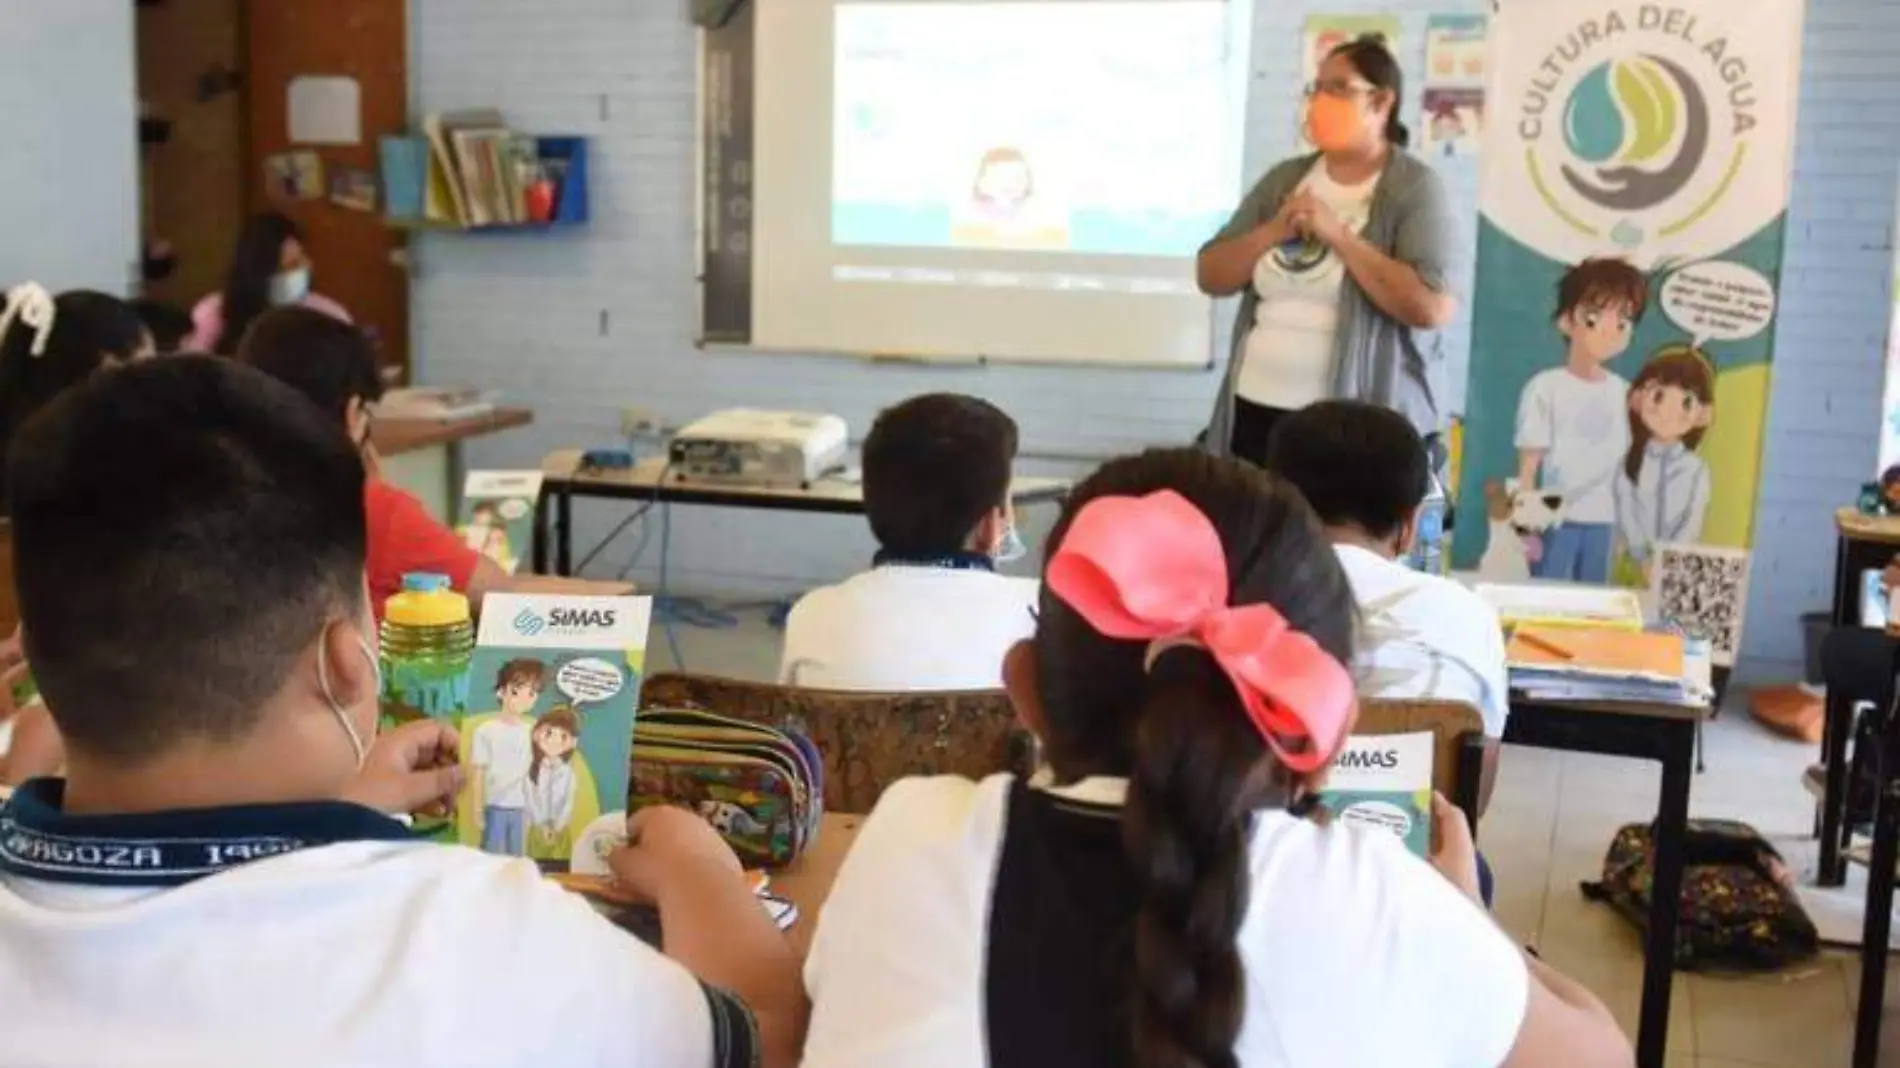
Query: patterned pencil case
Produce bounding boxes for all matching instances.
[630,708,823,866]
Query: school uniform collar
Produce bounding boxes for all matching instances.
[1027,767,1127,809]
[871,549,996,573]
[0,778,414,888]
[1644,440,1689,460]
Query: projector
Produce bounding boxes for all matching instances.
[668,409,849,489]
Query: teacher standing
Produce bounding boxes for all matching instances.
[1199,36,1459,464]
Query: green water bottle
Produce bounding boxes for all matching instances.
[380,572,474,839]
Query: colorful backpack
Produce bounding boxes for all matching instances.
[1581,819,1819,972]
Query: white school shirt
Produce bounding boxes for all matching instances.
[0,841,734,1068]
[779,565,1039,691]
[1235,159,1380,410]
[527,758,578,831]
[473,716,534,808]
[1515,367,1631,524]
[802,774,1529,1068]
[1336,544,1511,737]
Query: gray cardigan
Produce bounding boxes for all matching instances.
[1203,150,1458,453]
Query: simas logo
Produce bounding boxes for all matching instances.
[549,607,618,629]
[1336,748,1400,771]
[1515,5,1762,245]
[512,607,547,637]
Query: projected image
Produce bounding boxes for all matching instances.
[832,1,1237,259]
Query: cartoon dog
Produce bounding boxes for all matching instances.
[1479,479,1563,581]
[697,799,769,839]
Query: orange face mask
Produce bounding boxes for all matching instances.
[1306,95,1368,152]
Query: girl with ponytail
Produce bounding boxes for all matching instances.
[802,448,1632,1068]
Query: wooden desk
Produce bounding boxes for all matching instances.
[532,451,1072,576]
[771,813,861,957]
[371,407,534,522]
[1506,694,1704,1068]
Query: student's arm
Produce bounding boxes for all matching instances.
[461,556,513,614]
[1474,601,1511,818]
[1430,797,1632,1068]
[610,806,806,1068]
[1197,173,1296,297]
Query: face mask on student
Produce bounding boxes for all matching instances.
[993,521,1027,564]
[1306,94,1370,153]
[316,627,381,768]
[269,266,312,306]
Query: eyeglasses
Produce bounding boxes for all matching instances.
[1304,79,1377,100]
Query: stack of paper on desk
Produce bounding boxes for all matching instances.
[1506,625,1709,707]
[1474,582,1646,631]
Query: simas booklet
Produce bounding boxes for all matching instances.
[459,592,650,872]
[1319,732,1434,857]
[456,471,545,575]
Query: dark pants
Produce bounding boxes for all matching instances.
[1228,397,1292,467]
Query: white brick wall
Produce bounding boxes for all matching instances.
[411,0,1898,680]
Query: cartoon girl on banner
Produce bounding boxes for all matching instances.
[1614,346,1716,577]
[527,707,582,859]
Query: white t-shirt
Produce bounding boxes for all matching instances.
[473,717,534,808]
[1236,160,1380,409]
[1515,367,1631,524]
[1336,544,1511,737]
[803,774,1529,1068]
[0,841,734,1068]
[779,566,1039,691]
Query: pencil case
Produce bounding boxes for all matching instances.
[630,708,823,866]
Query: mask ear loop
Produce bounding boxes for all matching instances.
[316,628,370,766]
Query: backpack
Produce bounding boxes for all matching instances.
[1580,819,1819,972]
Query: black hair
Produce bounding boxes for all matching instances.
[1328,35,1410,149]
[132,298,195,354]
[0,289,147,513]
[8,357,368,762]
[1032,448,1355,1068]
[861,393,1018,557]
[236,306,385,425]
[216,211,303,355]
[1265,400,1430,543]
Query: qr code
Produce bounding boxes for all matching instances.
[1653,543,1752,667]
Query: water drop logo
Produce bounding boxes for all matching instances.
[512,607,547,637]
[1557,54,1708,213]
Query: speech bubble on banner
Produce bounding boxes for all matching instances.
[556,657,625,706]
[1660,261,1778,347]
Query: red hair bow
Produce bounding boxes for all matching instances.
[1045,490,1355,773]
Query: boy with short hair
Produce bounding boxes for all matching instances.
[237,306,511,618]
[1267,400,1509,814]
[779,393,1037,691]
[0,358,803,1067]
[1516,257,1650,583]
[472,658,546,855]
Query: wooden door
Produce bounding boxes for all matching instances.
[245,0,408,378]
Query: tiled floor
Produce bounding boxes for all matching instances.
[652,606,1886,1067]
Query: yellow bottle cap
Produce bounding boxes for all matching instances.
[384,572,471,627]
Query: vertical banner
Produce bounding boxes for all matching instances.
[1421,15,1488,160]
[1877,177,1900,483]
[1455,1,1805,591]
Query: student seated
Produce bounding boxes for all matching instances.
[0,283,153,787]
[0,357,803,1066]
[779,393,1036,691]
[237,306,510,618]
[185,211,352,355]
[1265,400,1509,812]
[801,448,1630,1068]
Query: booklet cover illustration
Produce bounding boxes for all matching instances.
[459,593,651,870]
[1319,732,1434,857]
[457,471,545,574]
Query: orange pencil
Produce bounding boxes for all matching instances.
[1517,631,1576,661]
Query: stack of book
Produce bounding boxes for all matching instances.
[1506,623,1713,707]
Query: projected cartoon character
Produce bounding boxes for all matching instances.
[526,706,582,860]
[970,146,1035,222]
[1514,257,1651,584]
[1428,104,1467,159]
[1614,345,1716,574]
[470,658,545,857]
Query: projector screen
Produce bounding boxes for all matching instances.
[704,0,1253,367]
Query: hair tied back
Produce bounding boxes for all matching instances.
[0,283,56,357]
